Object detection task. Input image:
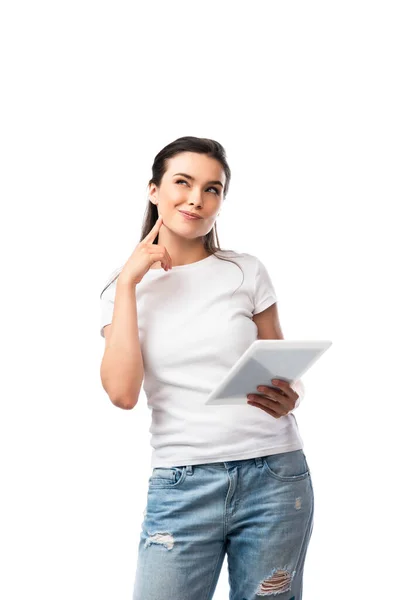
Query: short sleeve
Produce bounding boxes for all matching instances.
[253,256,277,315]
[100,277,117,338]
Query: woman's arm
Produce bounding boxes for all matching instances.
[100,279,144,409]
[253,303,305,408]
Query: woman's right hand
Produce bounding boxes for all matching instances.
[119,215,172,285]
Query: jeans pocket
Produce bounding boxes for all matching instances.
[148,466,187,488]
[263,450,310,482]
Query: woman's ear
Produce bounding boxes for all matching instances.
[148,184,158,205]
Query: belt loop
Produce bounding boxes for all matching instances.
[254,456,263,468]
[186,465,193,475]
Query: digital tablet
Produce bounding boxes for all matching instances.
[205,339,332,405]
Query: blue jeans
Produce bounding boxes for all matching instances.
[132,450,314,600]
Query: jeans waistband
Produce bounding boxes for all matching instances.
[183,456,264,475]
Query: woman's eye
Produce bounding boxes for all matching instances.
[175,179,219,195]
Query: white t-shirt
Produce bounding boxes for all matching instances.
[100,250,304,468]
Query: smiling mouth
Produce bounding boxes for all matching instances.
[178,210,203,220]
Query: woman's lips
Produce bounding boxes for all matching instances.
[178,211,202,220]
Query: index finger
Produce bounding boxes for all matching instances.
[142,214,163,244]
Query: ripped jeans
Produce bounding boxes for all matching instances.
[132,449,314,600]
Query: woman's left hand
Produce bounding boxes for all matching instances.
[247,379,298,418]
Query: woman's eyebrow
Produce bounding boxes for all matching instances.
[172,172,224,188]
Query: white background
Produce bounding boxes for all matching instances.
[1,1,399,598]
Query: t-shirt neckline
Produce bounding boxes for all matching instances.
[146,252,219,275]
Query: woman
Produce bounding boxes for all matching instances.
[100,136,314,600]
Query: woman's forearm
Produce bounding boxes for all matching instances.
[292,379,305,409]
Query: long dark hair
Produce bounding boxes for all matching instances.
[100,136,243,298]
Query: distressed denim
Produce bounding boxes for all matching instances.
[132,449,314,600]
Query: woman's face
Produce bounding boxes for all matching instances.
[149,152,226,240]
